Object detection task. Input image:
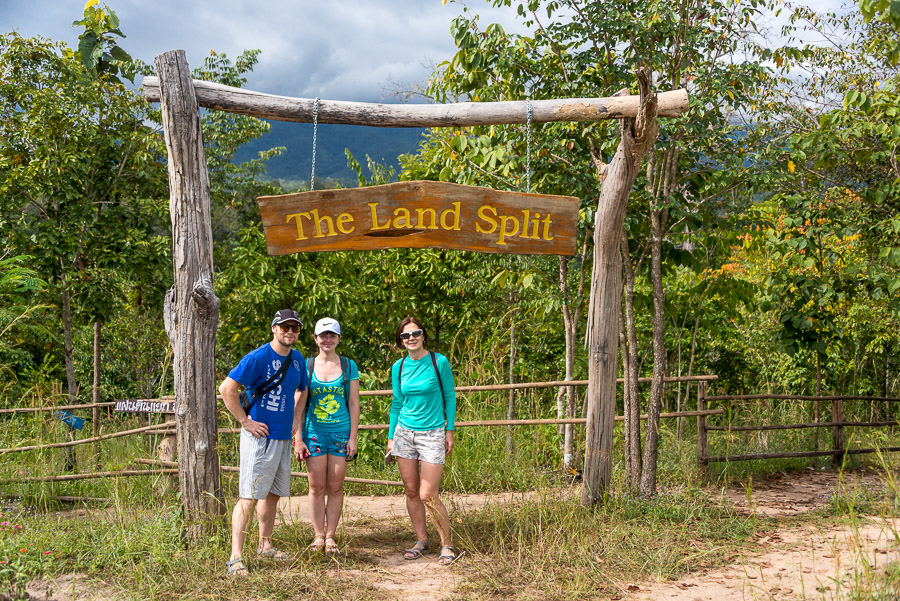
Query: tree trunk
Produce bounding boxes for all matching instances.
[582,69,659,507]
[92,321,101,439]
[680,316,700,441]
[621,235,641,489]
[640,205,668,497]
[156,49,224,544]
[558,256,579,470]
[506,303,517,454]
[61,275,77,472]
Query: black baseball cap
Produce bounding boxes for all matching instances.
[271,309,301,326]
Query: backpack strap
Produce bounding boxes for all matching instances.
[398,356,406,394]
[398,353,445,400]
[306,356,353,415]
[429,352,446,401]
[341,356,351,408]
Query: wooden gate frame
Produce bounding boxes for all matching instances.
[147,49,688,533]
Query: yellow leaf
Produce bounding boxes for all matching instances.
[85,0,99,9]
[788,160,795,174]
[443,0,448,4]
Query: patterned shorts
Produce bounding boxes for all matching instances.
[392,424,446,465]
[303,421,350,458]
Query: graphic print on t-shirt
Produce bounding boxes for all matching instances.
[265,358,283,411]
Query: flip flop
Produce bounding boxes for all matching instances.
[403,539,428,560]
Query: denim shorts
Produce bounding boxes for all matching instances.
[303,421,350,458]
[392,424,445,465]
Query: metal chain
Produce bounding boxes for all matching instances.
[310,97,319,191]
[526,96,533,193]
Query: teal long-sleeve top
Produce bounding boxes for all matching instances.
[389,351,456,439]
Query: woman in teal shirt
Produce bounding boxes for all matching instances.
[387,316,458,565]
[294,317,360,554]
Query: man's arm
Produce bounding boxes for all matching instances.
[220,376,268,439]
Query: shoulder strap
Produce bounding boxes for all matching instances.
[398,356,406,394]
[429,352,446,400]
[255,353,291,398]
[340,356,350,410]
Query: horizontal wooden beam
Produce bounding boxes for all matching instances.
[142,76,689,127]
[707,420,900,432]
[706,394,900,402]
[705,446,900,463]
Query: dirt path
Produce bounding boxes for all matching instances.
[25,470,900,600]
[630,468,899,600]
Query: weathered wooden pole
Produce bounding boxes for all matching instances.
[142,77,689,126]
[582,69,661,506]
[155,49,224,542]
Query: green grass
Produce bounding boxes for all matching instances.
[4,390,900,599]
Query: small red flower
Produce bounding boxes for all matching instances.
[20,548,26,553]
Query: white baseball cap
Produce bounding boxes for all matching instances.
[314,317,341,336]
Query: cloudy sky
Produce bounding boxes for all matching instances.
[1,0,535,101]
[2,0,853,104]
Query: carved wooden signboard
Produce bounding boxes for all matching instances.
[257,181,580,256]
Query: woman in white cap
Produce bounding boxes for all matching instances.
[294,317,360,553]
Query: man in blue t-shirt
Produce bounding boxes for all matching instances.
[219,308,308,576]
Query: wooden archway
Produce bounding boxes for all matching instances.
[147,49,685,540]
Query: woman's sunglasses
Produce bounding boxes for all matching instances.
[276,323,301,333]
[399,329,424,340]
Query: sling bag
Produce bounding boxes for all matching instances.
[239,353,292,412]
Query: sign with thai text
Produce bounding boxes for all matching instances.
[114,399,176,414]
[257,181,580,255]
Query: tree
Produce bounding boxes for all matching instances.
[0,30,164,444]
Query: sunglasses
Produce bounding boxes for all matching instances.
[276,323,301,333]
[399,329,424,340]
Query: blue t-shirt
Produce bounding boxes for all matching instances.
[228,343,308,440]
[304,357,359,433]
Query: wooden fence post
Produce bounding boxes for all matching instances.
[832,398,844,467]
[157,414,177,491]
[697,381,708,467]
[155,49,224,543]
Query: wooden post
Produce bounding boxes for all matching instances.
[92,321,101,439]
[697,381,708,467]
[832,398,844,468]
[157,414,177,492]
[582,69,660,507]
[155,49,224,542]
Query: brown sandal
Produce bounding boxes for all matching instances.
[308,535,326,552]
[325,536,338,554]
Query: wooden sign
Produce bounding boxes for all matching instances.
[257,181,580,255]
[115,399,176,414]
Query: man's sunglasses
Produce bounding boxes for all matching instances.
[276,323,301,333]
[399,329,424,340]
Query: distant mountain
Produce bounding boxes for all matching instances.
[233,120,428,185]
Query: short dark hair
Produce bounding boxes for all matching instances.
[395,316,427,348]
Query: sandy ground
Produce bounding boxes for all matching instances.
[24,469,900,600]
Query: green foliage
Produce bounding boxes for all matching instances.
[72,0,135,83]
